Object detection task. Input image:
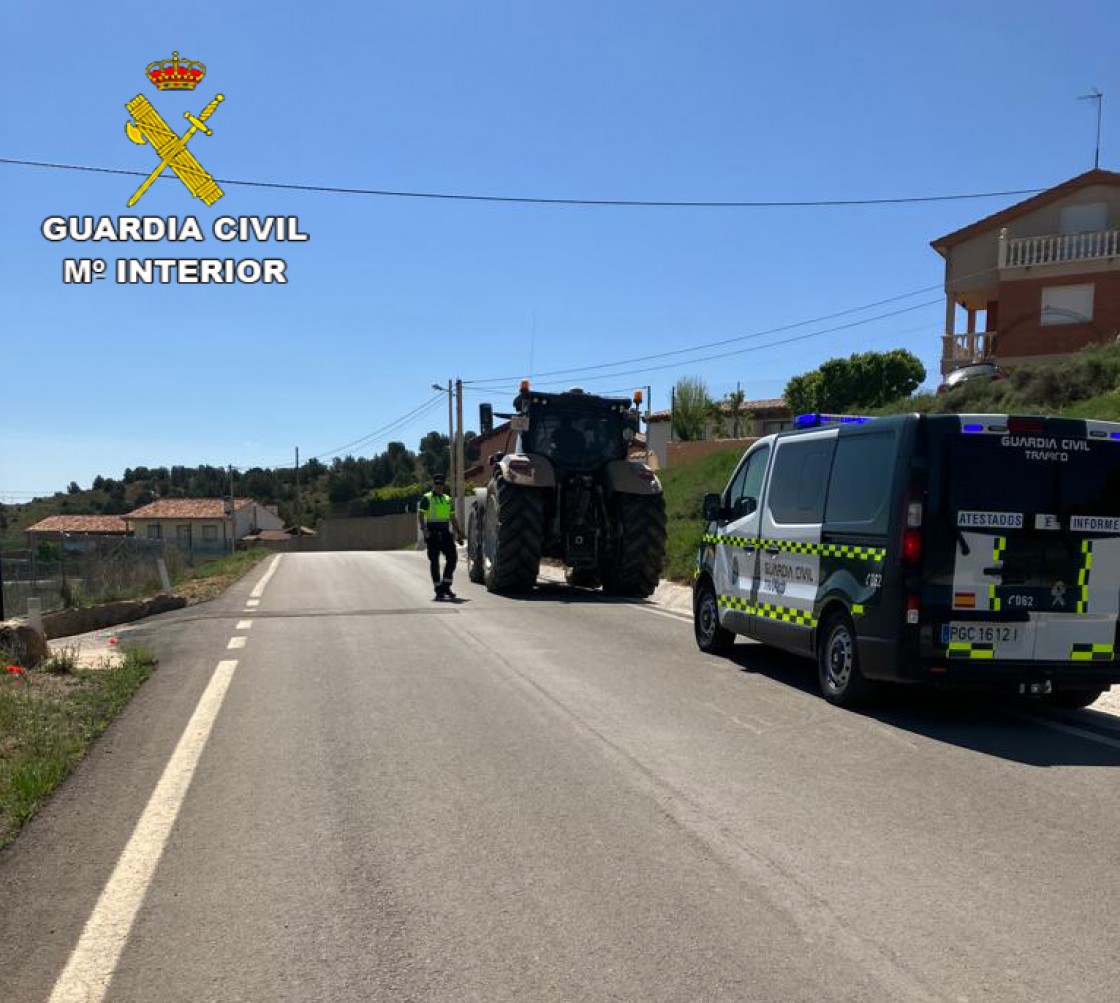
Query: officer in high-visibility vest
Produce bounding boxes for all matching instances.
[418,474,464,600]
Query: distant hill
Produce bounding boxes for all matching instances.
[1,432,481,551]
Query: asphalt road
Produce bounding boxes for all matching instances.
[3,551,1120,1001]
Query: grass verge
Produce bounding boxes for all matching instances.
[0,647,157,848]
[172,549,272,605]
[659,448,743,583]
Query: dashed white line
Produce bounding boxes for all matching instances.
[236,620,253,631]
[227,636,247,650]
[246,599,260,608]
[48,659,239,1003]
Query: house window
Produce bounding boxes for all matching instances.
[1060,202,1108,234]
[1042,284,1094,326]
[146,525,162,540]
[202,525,219,541]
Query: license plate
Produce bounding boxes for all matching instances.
[940,623,1020,645]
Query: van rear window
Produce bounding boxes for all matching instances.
[824,431,896,533]
[945,434,1120,520]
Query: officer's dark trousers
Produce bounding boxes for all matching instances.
[426,526,457,586]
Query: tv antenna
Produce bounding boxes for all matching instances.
[1078,89,1103,169]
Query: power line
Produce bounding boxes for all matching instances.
[492,299,942,390]
[309,394,445,461]
[465,284,945,387]
[0,156,1045,209]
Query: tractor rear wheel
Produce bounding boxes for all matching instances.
[466,502,485,583]
[483,477,545,595]
[601,493,667,598]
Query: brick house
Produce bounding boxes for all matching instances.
[932,168,1120,377]
[125,498,284,553]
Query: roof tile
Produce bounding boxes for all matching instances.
[125,497,255,520]
[26,515,130,534]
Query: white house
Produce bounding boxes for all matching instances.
[125,497,284,553]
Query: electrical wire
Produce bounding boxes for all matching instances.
[0,156,1045,209]
[309,393,445,461]
[492,298,942,390]
[464,284,946,387]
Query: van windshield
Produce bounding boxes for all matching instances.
[945,434,1120,521]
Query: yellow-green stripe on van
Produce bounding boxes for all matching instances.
[947,642,995,660]
[1070,643,1113,662]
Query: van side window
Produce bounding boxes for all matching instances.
[727,445,770,519]
[767,439,835,524]
[824,432,896,533]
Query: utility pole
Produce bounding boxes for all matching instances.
[294,446,301,533]
[227,464,235,553]
[455,378,465,531]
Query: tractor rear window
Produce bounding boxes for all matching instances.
[525,413,626,467]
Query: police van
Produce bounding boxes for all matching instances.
[693,412,1120,708]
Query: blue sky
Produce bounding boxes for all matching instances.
[2,0,1117,498]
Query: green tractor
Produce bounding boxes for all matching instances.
[466,383,666,597]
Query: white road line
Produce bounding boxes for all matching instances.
[1006,709,1120,749]
[245,599,260,608]
[48,659,239,1003]
[227,636,247,650]
[631,604,692,623]
[235,620,253,631]
[249,554,282,599]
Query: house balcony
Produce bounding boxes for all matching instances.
[999,228,1120,269]
[942,331,997,371]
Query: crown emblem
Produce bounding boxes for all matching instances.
[146,51,206,91]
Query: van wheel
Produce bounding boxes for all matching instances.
[818,613,875,708]
[694,581,734,655]
[1044,687,1105,710]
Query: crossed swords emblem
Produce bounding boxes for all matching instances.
[124,93,225,207]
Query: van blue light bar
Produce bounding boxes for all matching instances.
[793,413,874,429]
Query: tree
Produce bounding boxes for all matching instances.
[671,376,714,441]
[417,431,450,481]
[67,481,81,494]
[783,349,925,414]
[722,386,750,438]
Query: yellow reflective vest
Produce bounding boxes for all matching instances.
[421,491,453,523]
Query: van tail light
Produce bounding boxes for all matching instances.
[902,530,922,564]
[899,493,923,566]
[906,594,920,624]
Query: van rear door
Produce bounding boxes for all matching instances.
[925,416,1120,664]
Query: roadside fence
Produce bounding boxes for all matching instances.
[1,537,188,618]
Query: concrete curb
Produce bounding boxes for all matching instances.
[40,594,187,641]
[536,564,693,616]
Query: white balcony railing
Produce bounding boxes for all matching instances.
[942,332,997,366]
[1000,228,1120,269]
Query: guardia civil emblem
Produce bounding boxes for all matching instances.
[124,51,225,207]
